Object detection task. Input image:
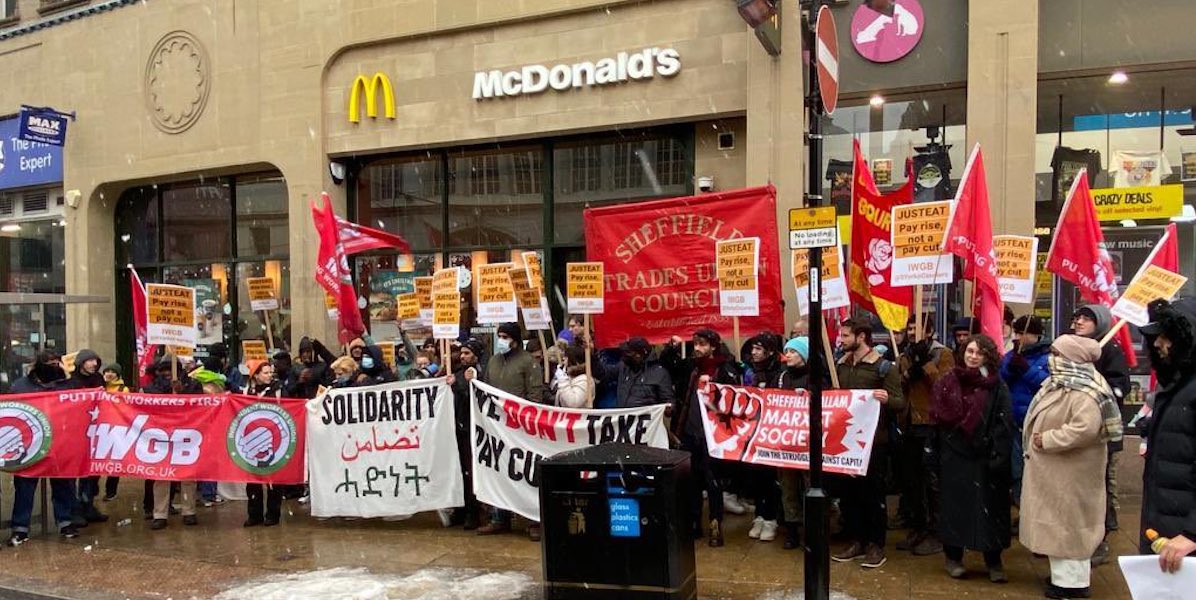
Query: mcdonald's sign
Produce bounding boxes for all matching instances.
[348,72,396,123]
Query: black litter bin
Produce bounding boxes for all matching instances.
[540,443,695,600]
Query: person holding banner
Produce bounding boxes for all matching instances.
[449,338,486,530]
[999,316,1052,508]
[776,337,815,550]
[66,349,110,525]
[605,337,674,410]
[554,345,594,409]
[895,316,954,557]
[329,356,360,388]
[1070,304,1130,562]
[1136,298,1196,566]
[291,337,337,397]
[929,335,1014,583]
[1020,335,1120,599]
[100,364,130,501]
[478,322,544,539]
[831,318,905,569]
[743,333,786,543]
[6,352,81,544]
[243,360,285,528]
[662,328,743,548]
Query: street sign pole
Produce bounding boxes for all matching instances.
[805,3,836,600]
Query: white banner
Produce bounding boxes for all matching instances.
[307,378,463,518]
[470,379,668,521]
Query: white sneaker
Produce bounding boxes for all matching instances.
[760,520,778,542]
[748,516,764,539]
[723,493,748,515]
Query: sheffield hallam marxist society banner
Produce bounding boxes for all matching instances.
[583,186,785,348]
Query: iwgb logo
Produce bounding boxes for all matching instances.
[227,404,297,476]
[0,402,52,472]
[90,415,202,466]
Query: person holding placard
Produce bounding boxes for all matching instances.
[449,338,486,531]
[1136,298,1196,568]
[478,322,544,540]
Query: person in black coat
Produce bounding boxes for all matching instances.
[5,352,81,544]
[604,337,674,409]
[243,360,285,527]
[742,332,785,544]
[661,328,743,547]
[1138,298,1196,570]
[449,338,485,530]
[66,349,109,524]
[929,335,1014,583]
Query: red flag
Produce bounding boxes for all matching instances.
[312,193,366,343]
[848,140,913,331]
[129,266,158,388]
[1140,224,1179,388]
[335,215,412,255]
[942,145,1004,352]
[1045,171,1137,367]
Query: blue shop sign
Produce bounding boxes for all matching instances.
[0,116,63,189]
[1074,109,1192,132]
[18,107,70,146]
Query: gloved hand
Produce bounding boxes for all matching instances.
[910,340,932,366]
[1007,352,1030,377]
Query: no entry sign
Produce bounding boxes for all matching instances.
[815,6,839,115]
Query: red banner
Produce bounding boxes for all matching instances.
[313,193,366,343]
[584,186,784,347]
[849,141,913,331]
[943,145,1005,352]
[1,389,306,483]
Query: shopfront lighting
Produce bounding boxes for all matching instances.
[1108,71,1129,85]
[0,224,20,233]
[869,94,885,107]
[736,0,777,29]
[1171,205,1196,223]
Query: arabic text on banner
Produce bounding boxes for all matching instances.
[697,383,881,476]
[469,379,668,522]
[307,379,462,518]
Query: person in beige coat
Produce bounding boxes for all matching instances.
[1019,334,1121,599]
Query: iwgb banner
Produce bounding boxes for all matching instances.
[584,185,784,348]
[470,379,668,521]
[306,379,462,518]
[696,383,882,476]
[2,389,306,483]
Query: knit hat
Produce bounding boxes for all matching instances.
[190,368,227,387]
[693,328,721,347]
[784,337,810,361]
[622,337,651,356]
[497,322,523,342]
[245,359,268,378]
[462,338,486,358]
[1012,315,1044,336]
[101,363,123,378]
[348,337,367,351]
[1074,304,1113,338]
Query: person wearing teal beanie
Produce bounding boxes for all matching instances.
[784,337,810,363]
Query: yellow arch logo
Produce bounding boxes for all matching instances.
[348,72,396,123]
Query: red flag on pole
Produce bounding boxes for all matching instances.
[129,266,158,388]
[335,215,412,256]
[942,144,1005,352]
[1140,223,1179,388]
[1044,171,1137,367]
[312,193,366,343]
[848,140,913,331]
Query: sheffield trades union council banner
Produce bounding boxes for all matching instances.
[584,185,785,347]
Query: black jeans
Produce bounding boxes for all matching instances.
[455,422,479,519]
[246,484,282,522]
[945,545,1003,568]
[835,444,889,547]
[747,464,779,521]
[104,477,119,498]
[899,425,938,533]
[682,434,724,528]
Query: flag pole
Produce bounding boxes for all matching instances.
[1100,320,1127,347]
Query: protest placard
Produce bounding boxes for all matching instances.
[1112,265,1188,326]
[891,201,954,286]
[241,340,268,363]
[522,251,545,294]
[146,284,197,349]
[470,379,667,521]
[476,263,517,324]
[697,383,881,476]
[566,262,604,314]
[716,237,760,317]
[246,277,279,312]
[307,379,462,517]
[433,292,460,340]
[792,245,849,316]
[510,267,551,331]
[994,235,1039,304]
[414,276,434,326]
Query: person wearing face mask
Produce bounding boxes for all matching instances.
[329,356,359,388]
[604,337,673,410]
[930,335,1014,583]
[478,322,544,539]
[661,328,743,547]
[1136,298,1196,572]
[65,349,110,525]
[243,360,285,527]
[6,352,81,544]
[449,338,486,530]
[1020,334,1119,599]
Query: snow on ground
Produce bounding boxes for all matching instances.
[756,591,859,600]
[213,567,536,600]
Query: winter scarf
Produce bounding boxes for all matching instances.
[1039,354,1123,444]
[930,366,998,437]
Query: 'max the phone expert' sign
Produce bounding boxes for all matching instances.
[473,47,681,100]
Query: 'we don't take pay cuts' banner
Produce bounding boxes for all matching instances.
[470,379,668,521]
[697,383,881,476]
[307,379,462,518]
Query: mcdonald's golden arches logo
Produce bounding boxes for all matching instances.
[348,72,396,123]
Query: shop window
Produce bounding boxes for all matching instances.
[612,142,646,190]
[160,263,234,361]
[0,218,65,294]
[469,155,501,196]
[448,147,544,247]
[162,182,231,262]
[512,151,543,195]
[656,138,687,187]
[235,261,290,349]
[115,187,159,265]
[356,156,443,252]
[236,175,289,258]
[569,145,601,193]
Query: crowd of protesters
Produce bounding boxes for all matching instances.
[4,298,1196,599]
